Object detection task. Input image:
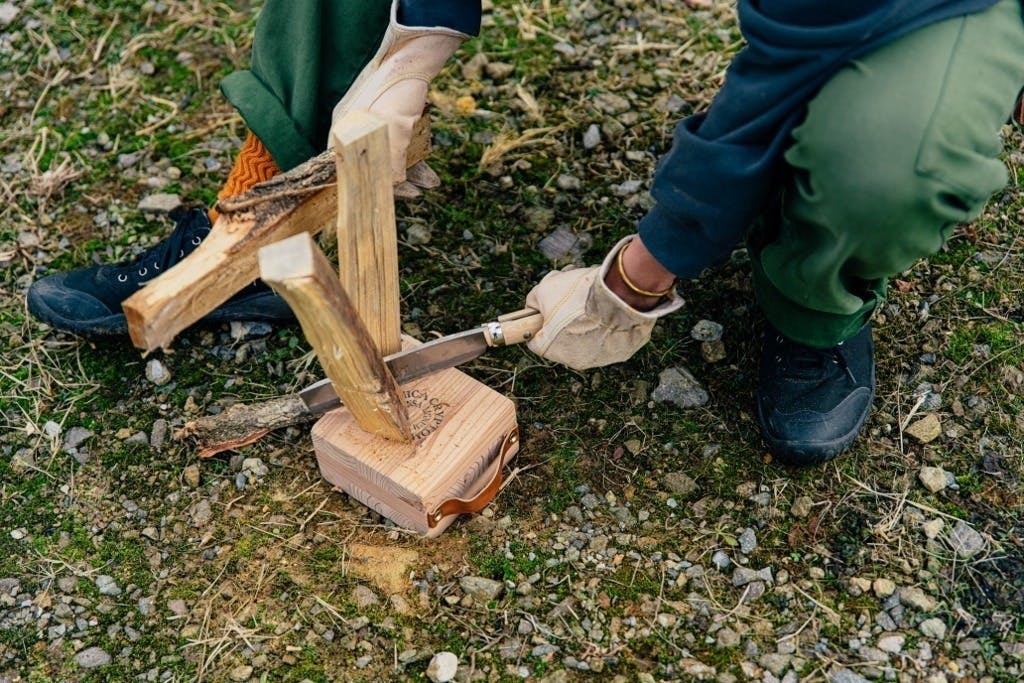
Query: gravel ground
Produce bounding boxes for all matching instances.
[1,1,1023,681]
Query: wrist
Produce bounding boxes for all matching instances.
[604,237,677,312]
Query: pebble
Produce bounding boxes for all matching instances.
[354,655,372,669]
[484,61,514,81]
[582,124,601,150]
[877,634,904,653]
[352,585,379,609]
[191,500,212,526]
[905,414,941,444]
[663,471,699,499]
[651,367,709,408]
[426,651,459,682]
[137,193,182,213]
[95,575,121,596]
[948,521,986,559]
[406,223,432,245]
[556,174,582,191]
[150,419,168,450]
[716,627,740,648]
[711,550,731,571]
[918,466,948,493]
[146,359,171,386]
[922,518,944,539]
[738,528,757,554]
[612,179,643,196]
[168,599,188,616]
[229,321,272,341]
[229,664,253,681]
[831,668,871,683]
[63,426,94,451]
[919,617,947,640]
[43,420,61,438]
[0,3,19,27]
[461,52,488,80]
[460,576,504,602]
[790,496,813,519]
[872,578,896,598]
[593,92,630,115]
[537,227,591,263]
[690,320,723,343]
[899,586,937,612]
[183,464,200,488]
[241,457,269,480]
[732,566,772,587]
[75,647,111,668]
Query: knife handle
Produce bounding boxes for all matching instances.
[486,308,544,347]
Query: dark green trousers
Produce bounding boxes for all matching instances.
[750,0,1024,348]
[220,0,391,172]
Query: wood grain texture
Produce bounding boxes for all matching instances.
[259,233,412,442]
[333,111,401,356]
[312,364,518,537]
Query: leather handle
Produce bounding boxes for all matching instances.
[428,427,519,528]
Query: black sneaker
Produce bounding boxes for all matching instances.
[27,208,294,336]
[757,323,875,466]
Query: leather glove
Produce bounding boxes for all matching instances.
[330,0,468,198]
[526,236,683,370]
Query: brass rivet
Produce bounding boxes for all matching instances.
[433,509,443,522]
[510,434,519,443]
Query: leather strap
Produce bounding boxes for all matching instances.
[428,427,519,528]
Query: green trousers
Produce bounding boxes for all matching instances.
[750,0,1024,348]
[220,0,391,172]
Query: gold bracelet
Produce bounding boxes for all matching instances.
[616,241,677,298]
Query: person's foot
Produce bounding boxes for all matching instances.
[27,208,294,336]
[757,323,875,466]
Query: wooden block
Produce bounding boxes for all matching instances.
[312,366,519,537]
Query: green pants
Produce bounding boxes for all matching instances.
[750,0,1024,348]
[220,0,391,172]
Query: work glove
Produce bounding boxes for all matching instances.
[330,0,469,198]
[526,236,684,370]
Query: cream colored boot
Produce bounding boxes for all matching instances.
[330,0,468,197]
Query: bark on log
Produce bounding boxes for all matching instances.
[177,395,318,459]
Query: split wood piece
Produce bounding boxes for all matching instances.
[259,232,411,442]
[177,395,320,459]
[333,111,401,356]
[312,364,518,537]
[122,110,431,352]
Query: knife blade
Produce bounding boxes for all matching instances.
[299,308,542,412]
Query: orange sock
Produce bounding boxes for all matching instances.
[208,132,280,223]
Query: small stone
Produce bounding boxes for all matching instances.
[537,227,591,263]
[141,527,159,541]
[229,664,253,681]
[690,320,723,343]
[760,653,791,676]
[583,124,601,150]
[663,471,699,499]
[460,576,504,602]
[43,420,61,438]
[872,578,896,598]
[791,496,814,519]
[899,586,937,612]
[183,464,200,488]
[711,550,731,571]
[651,367,709,408]
[831,669,871,683]
[75,647,111,668]
[146,359,171,386]
[241,458,269,480]
[741,580,766,603]
[556,174,582,191]
[150,419,168,450]
[191,499,212,526]
[738,528,757,555]
[905,414,941,444]
[229,321,272,341]
[918,466,948,493]
[406,223,432,245]
[168,599,187,616]
[461,52,488,80]
[877,634,904,654]
[700,340,727,364]
[732,566,772,587]
[95,575,121,596]
[716,627,740,648]
[63,427,94,451]
[354,655,373,669]
[948,521,986,559]
[137,193,182,213]
[0,3,19,26]
[426,651,459,683]
[351,585,379,609]
[593,92,630,115]
[919,618,947,640]
[612,179,643,196]
[484,61,515,81]
[922,519,944,539]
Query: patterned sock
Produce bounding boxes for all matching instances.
[208,132,280,223]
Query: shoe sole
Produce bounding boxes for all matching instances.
[27,288,294,337]
[756,384,875,467]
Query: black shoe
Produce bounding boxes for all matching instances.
[27,208,294,336]
[757,323,875,466]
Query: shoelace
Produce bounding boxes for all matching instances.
[115,210,209,285]
[773,334,857,385]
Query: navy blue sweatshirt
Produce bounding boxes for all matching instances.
[639,0,1003,278]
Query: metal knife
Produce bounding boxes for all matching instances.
[299,308,543,412]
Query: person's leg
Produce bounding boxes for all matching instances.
[750,0,1024,464]
[399,0,481,36]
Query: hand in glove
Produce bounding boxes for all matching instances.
[526,236,683,370]
[330,0,468,198]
